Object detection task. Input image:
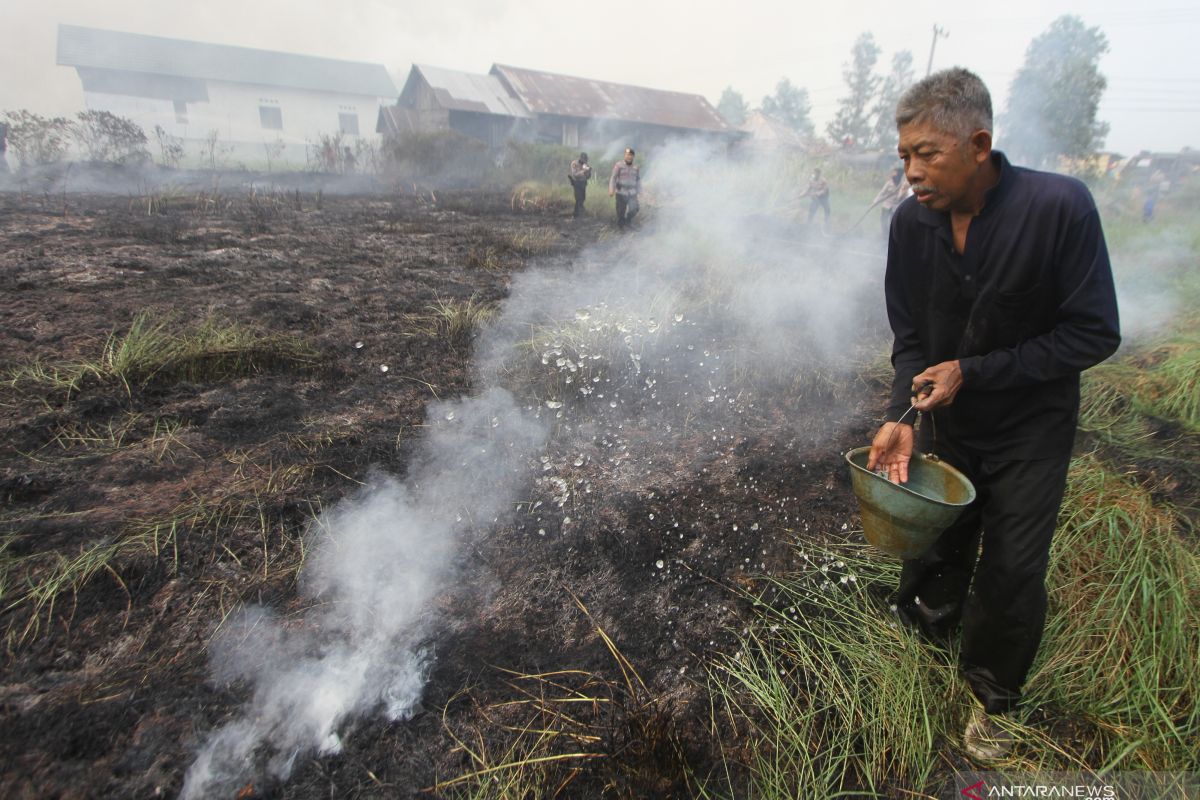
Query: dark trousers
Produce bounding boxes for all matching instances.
[615,193,638,227]
[572,181,586,217]
[807,194,830,225]
[894,433,1071,714]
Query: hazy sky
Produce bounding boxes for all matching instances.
[4,0,1198,154]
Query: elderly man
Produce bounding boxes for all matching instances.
[866,68,1119,762]
[608,147,641,228]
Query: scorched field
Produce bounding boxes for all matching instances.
[1,170,1197,799]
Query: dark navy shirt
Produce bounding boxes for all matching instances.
[884,151,1121,459]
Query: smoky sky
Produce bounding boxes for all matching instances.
[5,0,1198,154]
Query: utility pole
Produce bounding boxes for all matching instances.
[926,24,949,76]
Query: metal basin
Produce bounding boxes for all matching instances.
[844,446,976,559]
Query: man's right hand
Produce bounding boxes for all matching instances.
[866,422,914,484]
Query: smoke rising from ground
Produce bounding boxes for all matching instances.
[482,138,887,392]
[181,389,548,797]
[1108,229,1192,340]
[182,139,891,796]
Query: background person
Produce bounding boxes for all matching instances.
[802,167,831,230]
[608,147,641,229]
[873,165,910,235]
[568,152,592,218]
[866,67,1120,763]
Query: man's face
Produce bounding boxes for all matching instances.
[624,151,634,165]
[897,120,988,212]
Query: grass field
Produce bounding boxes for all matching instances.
[707,197,1200,796]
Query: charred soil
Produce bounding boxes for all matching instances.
[0,190,881,798]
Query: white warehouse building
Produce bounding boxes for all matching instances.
[56,24,398,168]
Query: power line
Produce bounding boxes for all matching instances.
[1101,107,1200,112]
[1107,77,1200,84]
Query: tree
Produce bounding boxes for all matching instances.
[760,78,814,137]
[827,32,882,146]
[868,50,915,150]
[1003,15,1109,167]
[716,87,748,126]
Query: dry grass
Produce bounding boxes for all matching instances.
[428,589,694,799]
[407,295,498,346]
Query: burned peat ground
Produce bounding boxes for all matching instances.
[0,189,886,798]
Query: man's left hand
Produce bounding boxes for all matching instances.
[911,360,963,411]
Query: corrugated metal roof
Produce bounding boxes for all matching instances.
[404,65,531,118]
[490,64,731,133]
[56,24,397,98]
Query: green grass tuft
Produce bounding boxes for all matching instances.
[6,310,318,396]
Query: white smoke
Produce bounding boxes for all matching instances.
[182,138,887,797]
[180,388,548,798]
[1108,228,1192,340]
[481,137,885,388]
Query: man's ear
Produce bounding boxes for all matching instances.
[969,129,993,163]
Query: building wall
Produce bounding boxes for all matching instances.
[405,80,451,131]
[542,116,733,153]
[81,73,389,167]
[399,78,529,148]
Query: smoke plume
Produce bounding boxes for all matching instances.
[183,137,888,796]
[181,389,548,797]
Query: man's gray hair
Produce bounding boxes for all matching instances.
[895,67,993,139]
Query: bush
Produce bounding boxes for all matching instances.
[3,110,73,167]
[153,125,184,169]
[499,141,579,184]
[384,129,494,187]
[73,110,150,164]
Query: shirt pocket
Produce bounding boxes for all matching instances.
[994,282,1043,307]
[990,282,1047,342]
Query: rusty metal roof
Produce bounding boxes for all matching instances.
[403,64,532,118]
[490,64,731,133]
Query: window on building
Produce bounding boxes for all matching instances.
[338,112,359,136]
[174,100,188,124]
[259,106,283,130]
